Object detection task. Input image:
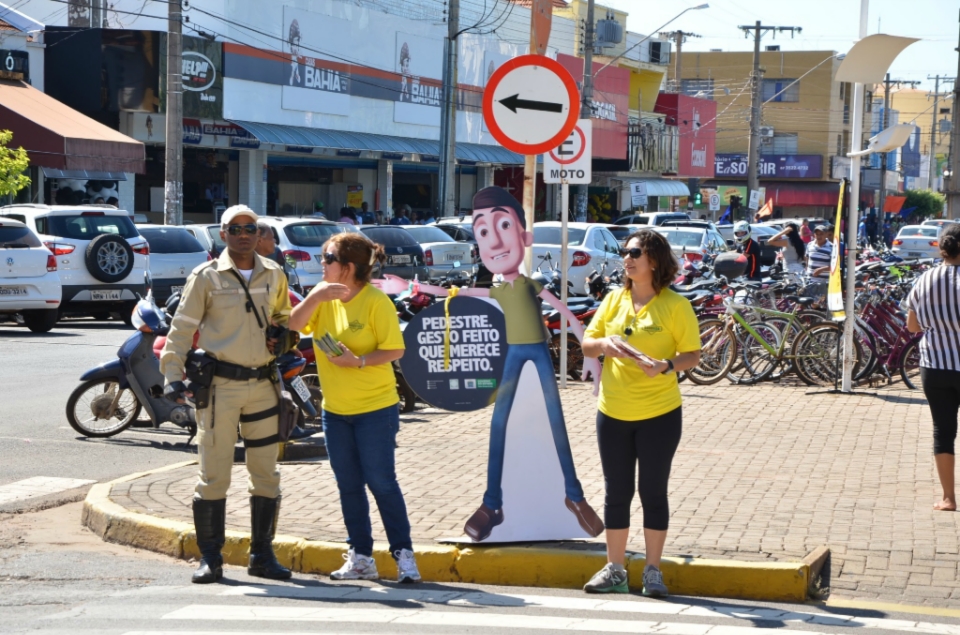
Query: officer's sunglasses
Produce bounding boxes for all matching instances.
[225,223,258,236]
[620,247,643,259]
[322,252,340,265]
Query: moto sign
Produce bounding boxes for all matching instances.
[543,120,592,184]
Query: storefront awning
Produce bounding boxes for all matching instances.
[0,80,144,174]
[40,168,127,181]
[626,178,690,197]
[764,182,842,207]
[229,120,524,165]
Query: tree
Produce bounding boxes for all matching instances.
[0,130,30,200]
[903,189,945,220]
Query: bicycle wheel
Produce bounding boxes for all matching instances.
[756,317,802,381]
[687,318,737,386]
[898,338,922,390]
[792,323,863,387]
[853,321,879,382]
[739,321,782,384]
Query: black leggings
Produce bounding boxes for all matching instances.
[596,407,682,531]
[921,367,960,455]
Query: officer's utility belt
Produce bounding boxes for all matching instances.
[213,360,274,382]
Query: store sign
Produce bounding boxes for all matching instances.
[0,50,28,82]
[161,35,223,120]
[715,154,823,179]
[630,181,647,207]
[901,128,921,178]
[182,51,217,92]
[183,119,202,144]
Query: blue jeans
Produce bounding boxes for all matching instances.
[322,404,412,557]
[483,342,585,510]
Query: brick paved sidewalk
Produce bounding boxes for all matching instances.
[109,379,960,608]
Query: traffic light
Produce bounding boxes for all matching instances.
[694,191,703,206]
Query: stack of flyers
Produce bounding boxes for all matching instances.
[613,335,657,367]
[316,333,343,357]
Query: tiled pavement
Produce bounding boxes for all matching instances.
[109,379,960,607]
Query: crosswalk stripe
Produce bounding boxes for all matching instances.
[0,476,95,504]
[218,584,960,634]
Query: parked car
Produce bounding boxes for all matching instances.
[922,219,959,229]
[613,212,690,226]
[608,224,645,247]
[137,225,210,304]
[433,219,478,245]
[259,217,359,291]
[0,204,149,321]
[184,223,225,258]
[399,225,477,282]
[0,216,61,333]
[653,225,729,263]
[530,222,622,295]
[360,226,428,281]
[892,224,943,260]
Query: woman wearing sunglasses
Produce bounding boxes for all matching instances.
[288,233,420,584]
[581,230,701,597]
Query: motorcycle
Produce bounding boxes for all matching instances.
[66,293,198,441]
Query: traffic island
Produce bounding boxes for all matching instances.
[83,462,819,602]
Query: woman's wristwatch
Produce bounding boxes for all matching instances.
[661,359,674,375]
[359,355,366,369]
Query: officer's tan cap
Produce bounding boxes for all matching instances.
[221,205,259,226]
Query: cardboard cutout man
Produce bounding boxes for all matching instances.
[378,187,603,541]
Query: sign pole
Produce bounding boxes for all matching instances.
[560,179,569,388]
[522,7,538,275]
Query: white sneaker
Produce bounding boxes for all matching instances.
[395,548,421,583]
[330,548,379,581]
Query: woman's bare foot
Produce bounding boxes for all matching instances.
[934,498,957,511]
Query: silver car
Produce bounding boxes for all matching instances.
[400,225,477,283]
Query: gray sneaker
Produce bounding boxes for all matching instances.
[583,563,628,593]
[641,564,668,598]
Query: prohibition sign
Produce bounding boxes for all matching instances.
[483,55,581,155]
[548,124,587,165]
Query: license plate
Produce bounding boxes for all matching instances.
[0,286,27,296]
[289,375,311,403]
[91,289,122,301]
[445,254,464,262]
[170,285,183,296]
[390,255,412,265]
[908,252,924,257]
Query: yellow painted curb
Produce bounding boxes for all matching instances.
[83,462,810,602]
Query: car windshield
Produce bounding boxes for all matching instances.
[48,214,139,240]
[139,228,205,254]
[0,225,41,248]
[284,223,345,247]
[532,227,586,246]
[899,226,939,238]
[403,226,456,243]
[655,228,703,248]
[205,226,226,251]
[608,227,635,241]
[361,227,419,248]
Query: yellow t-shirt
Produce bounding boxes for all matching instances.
[585,287,700,421]
[303,284,405,416]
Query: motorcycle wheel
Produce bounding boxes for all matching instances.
[66,379,141,438]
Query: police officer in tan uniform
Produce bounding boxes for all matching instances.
[160,205,293,584]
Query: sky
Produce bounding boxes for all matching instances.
[602,0,959,92]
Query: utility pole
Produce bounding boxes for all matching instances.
[659,30,701,91]
[927,75,955,190]
[438,0,460,217]
[163,0,183,225]
[739,22,802,213]
[878,75,920,216]
[949,9,960,218]
[575,0,595,221]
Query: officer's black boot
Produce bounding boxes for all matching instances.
[191,498,225,584]
[248,495,292,580]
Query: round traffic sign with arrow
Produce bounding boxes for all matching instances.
[483,55,580,156]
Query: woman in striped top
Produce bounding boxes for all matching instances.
[906,223,960,511]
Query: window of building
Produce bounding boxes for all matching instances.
[865,91,873,111]
[770,133,798,155]
[762,79,799,102]
[681,78,714,99]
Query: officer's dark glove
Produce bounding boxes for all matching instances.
[164,381,188,403]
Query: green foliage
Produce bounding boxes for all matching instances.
[0,130,30,199]
[903,189,945,220]
[587,193,613,223]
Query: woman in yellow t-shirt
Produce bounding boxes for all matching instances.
[289,233,419,584]
[581,229,701,597]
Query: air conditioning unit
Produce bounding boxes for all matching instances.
[760,126,775,138]
[649,41,671,65]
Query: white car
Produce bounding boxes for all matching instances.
[530,222,623,295]
[653,225,729,263]
[613,212,691,226]
[399,225,476,283]
[184,223,225,258]
[0,216,61,333]
[137,225,210,304]
[259,217,359,291]
[892,225,943,260]
[0,204,149,321]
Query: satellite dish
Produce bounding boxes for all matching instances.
[847,123,916,157]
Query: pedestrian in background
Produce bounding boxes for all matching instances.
[800,218,813,244]
[905,223,960,512]
[768,222,806,275]
[288,232,421,583]
[581,229,701,597]
[338,207,357,225]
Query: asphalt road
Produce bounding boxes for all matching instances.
[0,317,198,488]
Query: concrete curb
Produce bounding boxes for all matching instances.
[83,462,817,602]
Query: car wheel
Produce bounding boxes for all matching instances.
[21,309,59,333]
[85,234,134,283]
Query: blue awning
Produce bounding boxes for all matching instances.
[229,120,524,165]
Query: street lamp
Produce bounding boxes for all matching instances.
[592,4,709,79]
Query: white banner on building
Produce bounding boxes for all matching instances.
[280,7,354,117]
[394,31,444,126]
